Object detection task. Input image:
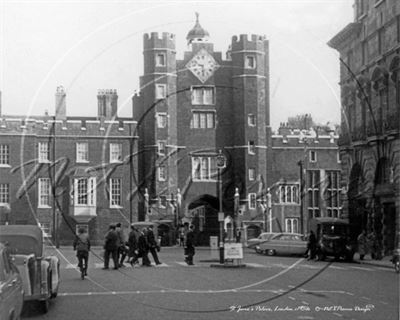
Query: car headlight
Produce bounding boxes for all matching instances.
[255,246,260,250]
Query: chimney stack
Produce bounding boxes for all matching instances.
[97,89,118,120]
[55,86,66,120]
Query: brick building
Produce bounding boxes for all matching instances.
[328,0,400,255]
[0,87,138,245]
[133,15,342,244]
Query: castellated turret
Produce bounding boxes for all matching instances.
[97,89,118,120]
[55,86,66,120]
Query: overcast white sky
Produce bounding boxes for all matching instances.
[0,0,353,130]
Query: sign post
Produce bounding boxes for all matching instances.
[216,150,226,264]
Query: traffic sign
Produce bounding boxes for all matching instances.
[218,211,224,221]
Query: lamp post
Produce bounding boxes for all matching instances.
[266,188,272,233]
[216,150,226,264]
[297,160,304,235]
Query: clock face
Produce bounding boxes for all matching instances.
[186,49,219,83]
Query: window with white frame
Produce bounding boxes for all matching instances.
[248,114,256,126]
[0,183,9,204]
[155,53,166,66]
[248,141,256,154]
[248,193,257,209]
[285,218,299,233]
[337,152,341,163]
[156,113,167,128]
[309,150,317,162]
[110,178,122,207]
[307,170,320,218]
[0,145,9,166]
[159,195,167,208]
[279,184,299,204]
[325,170,341,218]
[38,142,50,163]
[38,178,51,207]
[248,168,256,181]
[158,166,166,181]
[192,156,217,181]
[192,111,216,129]
[158,141,166,156]
[74,177,96,206]
[76,142,89,162]
[155,84,167,99]
[191,86,215,105]
[245,55,256,69]
[109,143,122,163]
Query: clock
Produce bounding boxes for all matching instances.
[186,48,219,83]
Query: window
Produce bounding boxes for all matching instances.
[192,156,217,181]
[110,178,122,207]
[74,177,96,206]
[192,111,216,129]
[279,185,299,204]
[307,170,320,218]
[76,142,89,162]
[38,178,51,207]
[285,218,299,233]
[191,86,215,105]
[157,113,167,128]
[0,184,9,204]
[245,55,256,69]
[155,84,167,99]
[309,150,317,162]
[248,114,256,126]
[159,195,167,208]
[248,168,256,181]
[38,142,50,163]
[158,166,166,181]
[155,53,166,66]
[248,141,256,154]
[158,141,166,156]
[248,193,257,209]
[0,145,9,166]
[325,171,341,218]
[110,143,122,163]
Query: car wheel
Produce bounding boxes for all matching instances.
[40,300,49,313]
[266,249,275,256]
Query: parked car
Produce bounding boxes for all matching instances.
[0,225,60,313]
[255,233,307,256]
[309,218,354,261]
[246,232,277,250]
[0,243,24,320]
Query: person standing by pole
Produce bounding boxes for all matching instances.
[116,222,127,267]
[184,225,195,266]
[103,224,119,270]
[147,225,162,265]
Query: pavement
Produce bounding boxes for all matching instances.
[353,252,394,269]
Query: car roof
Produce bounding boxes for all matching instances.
[0,225,43,257]
[310,217,349,225]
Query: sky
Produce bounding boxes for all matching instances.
[0,0,354,131]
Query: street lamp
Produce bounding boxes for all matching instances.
[216,150,226,264]
[297,160,304,234]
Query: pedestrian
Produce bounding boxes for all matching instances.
[367,231,376,259]
[306,230,317,260]
[138,228,151,266]
[147,225,162,265]
[184,225,195,265]
[127,225,139,266]
[73,227,91,279]
[179,225,185,247]
[357,230,368,260]
[103,224,119,270]
[116,222,127,267]
[236,229,242,243]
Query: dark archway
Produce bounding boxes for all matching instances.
[348,163,366,241]
[188,194,219,246]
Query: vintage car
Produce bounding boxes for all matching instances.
[0,225,60,313]
[0,243,24,320]
[255,233,307,256]
[246,232,277,250]
[309,218,355,261]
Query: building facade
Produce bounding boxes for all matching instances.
[0,87,138,244]
[133,15,342,244]
[329,0,400,256]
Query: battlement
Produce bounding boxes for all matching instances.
[271,133,339,148]
[143,32,176,50]
[97,89,117,95]
[231,34,268,51]
[0,116,137,137]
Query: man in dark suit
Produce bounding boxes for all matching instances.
[147,225,161,265]
[138,228,151,266]
[185,225,195,265]
[103,224,119,270]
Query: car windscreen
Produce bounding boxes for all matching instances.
[321,224,348,236]
[0,235,41,257]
